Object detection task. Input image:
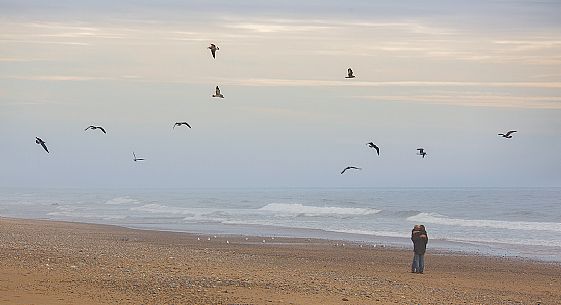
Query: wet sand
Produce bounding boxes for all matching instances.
[1,217,560,304]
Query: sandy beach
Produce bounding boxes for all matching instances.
[1,218,560,304]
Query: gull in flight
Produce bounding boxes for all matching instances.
[132,152,145,162]
[345,68,355,79]
[85,125,106,134]
[208,43,219,59]
[366,142,380,155]
[35,137,49,153]
[417,148,427,158]
[498,130,517,138]
[212,86,224,98]
[173,122,191,129]
[341,166,361,174]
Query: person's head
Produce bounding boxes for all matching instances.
[413,224,421,231]
[419,225,426,231]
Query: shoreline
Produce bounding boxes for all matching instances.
[2,217,561,304]
[8,214,561,263]
[122,222,561,263]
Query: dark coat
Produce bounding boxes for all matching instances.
[411,229,428,255]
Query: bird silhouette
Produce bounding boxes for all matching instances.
[132,152,145,162]
[173,122,191,129]
[366,142,380,155]
[85,125,106,134]
[208,43,219,59]
[341,166,361,174]
[35,137,49,153]
[212,86,224,98]
[498,130,517,138]
[345,68,355,79]
[417,148,427,158]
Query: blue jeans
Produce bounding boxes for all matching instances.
[412,254,424,273]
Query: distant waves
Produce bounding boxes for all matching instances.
[258,203,381,216]
[408,212,561,232]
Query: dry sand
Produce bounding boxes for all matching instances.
[1,217,560,304]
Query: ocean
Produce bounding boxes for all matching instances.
[1,187,560,261]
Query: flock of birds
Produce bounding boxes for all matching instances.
[34,43,518,175]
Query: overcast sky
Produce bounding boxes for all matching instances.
[1,0,561,188]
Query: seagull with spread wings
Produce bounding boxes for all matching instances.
[341,166,361,174]
[35,137,49,153]
[132,152,145,162]
[498,130,517,138]
[173,122,191,129]
[366,142,380,155]
[345,68,355,79]
[208,43,219,59]
[212,86,224,98]
[85,125,106,134]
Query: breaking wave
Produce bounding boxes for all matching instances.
[258,203,381,217]
[104,196,139,205]
[407,212,561,232]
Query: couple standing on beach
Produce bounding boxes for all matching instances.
[411,224,428,274]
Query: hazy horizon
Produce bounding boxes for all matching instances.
[1,0,561,188]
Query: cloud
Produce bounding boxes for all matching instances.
[3,75,115,81]
[220,78,561,89]
[0,39,90,46]
[226,22,331,33]
[0,57,48,62]
[8,74,561,93]
[494,39,561,50]
[353,94,561,109]
[530,73,561,80]
[0,99,69,106]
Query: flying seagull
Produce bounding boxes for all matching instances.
[417,148,427,158]
[366,142,380,155]
[345,68,355,79]
[341,166,361,175]
[173,122,191,129]
[132,152,145,162]
[498,130,517,138]
[35,137,49,153]
[85,125,106,134]
[208,43,219,59]
[212,86,224,98]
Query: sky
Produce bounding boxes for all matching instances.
[1,0,561,188]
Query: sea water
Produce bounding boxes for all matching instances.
[1,187,560,261]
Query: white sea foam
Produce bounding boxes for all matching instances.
[104,196,139,205]
[47,210,126,220]
[130,203,192,215]
[332,229,410,238]
[130,203,167,213]
[448,236,561,248]
[258,203,381,216]
[408,212,561,232]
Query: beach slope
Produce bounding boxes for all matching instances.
[1,218,560,304]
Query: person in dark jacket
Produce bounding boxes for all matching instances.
[411,224,428,273]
